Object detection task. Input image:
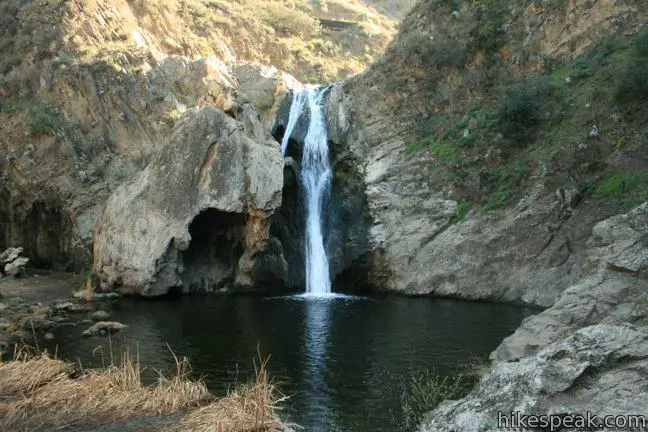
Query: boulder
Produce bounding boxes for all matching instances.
[0,247,23,265]
[82,321,128,337]
[91,310,111,321]
[93,106,284,296]
[4,257,28,277]
[492,202,648,361]
[1,247,29,277]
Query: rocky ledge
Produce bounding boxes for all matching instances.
[420,202,648,431]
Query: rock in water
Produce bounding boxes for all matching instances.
[91,310,111,321]
[82,321,128,337]
[93,107,284,296]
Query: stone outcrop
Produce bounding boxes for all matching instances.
[0,247,29,277]
[93,106,284,296]
[419,202,648,431]
[492,201,648,361]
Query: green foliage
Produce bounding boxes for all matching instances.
[615,30,648,106]
[0,55,21,74]
[453,200,470,222]
[393,29,467,73]
[569,57,592,79]
[467,1,509,57]
[596,172,648,197]
[485,188,513,210]
[498,85,544,144]
[400,368,470,429]
[27,109,60,136]
[632,29,648,57]
[405,139,427,153]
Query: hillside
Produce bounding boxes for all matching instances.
[0,0,408,272]
[325,0,648,301]
[0,0,400,85]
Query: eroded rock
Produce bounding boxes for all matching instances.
[93,106,284,296]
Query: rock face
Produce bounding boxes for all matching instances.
[325,82,596,305]
[322,0,648,305]
[93,106,284,296]
[419,202,648,432]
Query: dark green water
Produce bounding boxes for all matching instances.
[46,294,536,431]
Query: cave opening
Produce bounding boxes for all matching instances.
[181,209,245,293]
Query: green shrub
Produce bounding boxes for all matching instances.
[454,200,470,222]
[615,30,648,105]
[632,29,648,57]
[400,368,470,429]
[596,172,648,197]
[485,188,513,210]
[570,57,592,79]
[467,2,508,57]
[27,109,60,135]
[393,30,467,70]
[498,87,543,144]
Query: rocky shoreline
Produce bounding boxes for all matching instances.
[0,273,126,358]
[419,202,648,431]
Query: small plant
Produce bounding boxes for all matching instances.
[400,368,471,429]
[453,200,470,222]
[485,188,513,210]
[596,172,648,197]
[27,109,60,136]
[569,57,592,79]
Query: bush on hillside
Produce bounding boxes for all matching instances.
[615,31,648,106]
[257,3,320,38]
[498,86,543,144]
[394,29,467,70]
[27,109,60,136]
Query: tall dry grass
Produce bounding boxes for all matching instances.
[0,345,291,431]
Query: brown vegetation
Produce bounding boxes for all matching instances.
[0,346,289,431]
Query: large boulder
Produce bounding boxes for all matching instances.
[93,106,284,296]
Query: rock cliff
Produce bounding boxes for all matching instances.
[325,0,648,305]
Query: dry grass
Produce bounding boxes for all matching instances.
[0,345,289,432]
[162,357,292,432]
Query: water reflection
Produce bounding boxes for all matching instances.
[44,295,538,432]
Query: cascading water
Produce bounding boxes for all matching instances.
[281,87,332,295]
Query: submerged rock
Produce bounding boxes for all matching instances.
[82,321,128,337]
[91,310,111,321]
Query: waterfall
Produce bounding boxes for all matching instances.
[281,87,332,295]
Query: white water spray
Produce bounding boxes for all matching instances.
[281,88,332,295]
